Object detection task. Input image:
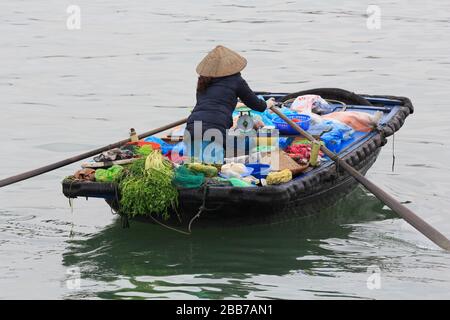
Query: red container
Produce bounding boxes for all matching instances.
[126,141,161,151]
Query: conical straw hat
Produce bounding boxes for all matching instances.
[196,45,247,77]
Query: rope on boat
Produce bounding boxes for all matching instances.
[336,156,340,178]
[67,179,77,216]
[325,99,346,106]
[121,214,130,228]
[111,183,130,228]
[392,131,396,172]
[148,213,191,235]
[148,184,221,235]
[187,185,209,233]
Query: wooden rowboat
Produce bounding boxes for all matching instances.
[62,88,413,228]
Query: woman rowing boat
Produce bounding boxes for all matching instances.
[184,45,275,163]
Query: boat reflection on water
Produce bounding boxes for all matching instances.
[62,186,396,299]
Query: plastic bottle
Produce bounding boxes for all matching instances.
[309,141,321,167]
[129,128,138,142]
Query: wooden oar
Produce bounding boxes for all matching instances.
[269,106,450,251]
[0,118,188,188]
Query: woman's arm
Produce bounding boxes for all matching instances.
[236,76,267,112]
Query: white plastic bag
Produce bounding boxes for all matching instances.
[291,95,330,114]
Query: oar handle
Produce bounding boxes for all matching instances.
[0,117,188,188]
[269,106,450,251]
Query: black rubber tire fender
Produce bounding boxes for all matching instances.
[280,88,372,106]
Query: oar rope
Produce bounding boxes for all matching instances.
[269,105,450,251]
[0,118,188,188]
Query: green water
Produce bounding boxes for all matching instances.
[63,188,396,299]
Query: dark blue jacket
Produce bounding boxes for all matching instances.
[186,73,267,137]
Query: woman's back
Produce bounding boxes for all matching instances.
[187,73,266,135]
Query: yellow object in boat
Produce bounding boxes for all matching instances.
[266,169,292,185]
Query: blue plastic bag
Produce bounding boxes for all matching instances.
[320,120,354,152]
[143,136,173,155]
[278,137,294,149]
[251,110,274,126]
[171,142,186,157]
[308,120,333,136]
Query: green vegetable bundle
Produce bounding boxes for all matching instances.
[117,152,178,219]
[186,162,218,177]
[137,145,153,157]
[95,165,124,182]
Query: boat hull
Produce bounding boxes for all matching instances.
[107,148,380,228]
